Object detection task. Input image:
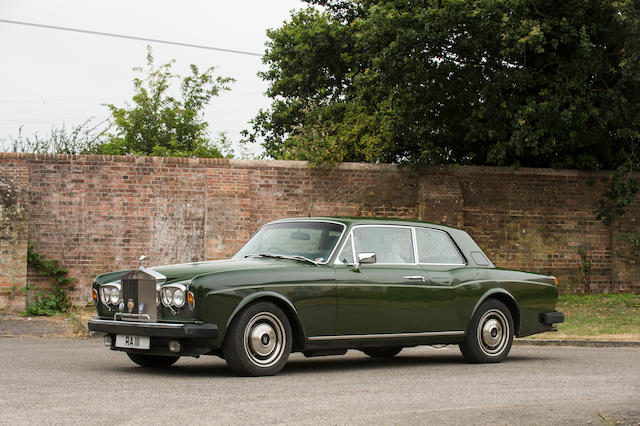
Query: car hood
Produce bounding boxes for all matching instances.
[150,257,310,284]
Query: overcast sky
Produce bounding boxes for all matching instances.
[0,0,304,155]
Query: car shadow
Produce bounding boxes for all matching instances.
[280,351,546,375]
[100,349,548,378]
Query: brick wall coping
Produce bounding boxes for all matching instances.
[1,151,636,178]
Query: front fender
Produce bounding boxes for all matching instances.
[225,291,302,331]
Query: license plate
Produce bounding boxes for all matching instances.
[115,335,150,350]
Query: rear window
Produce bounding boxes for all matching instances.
[415,228,464,265]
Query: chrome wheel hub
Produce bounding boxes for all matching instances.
[250,323,276,357]
[244,312,286,367]
[476,309,509,357]
[482,318,502,347]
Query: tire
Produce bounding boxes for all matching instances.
[361,347,403,358]
[223,301,292,376]
[459,299,514,363]
[126,353,180,368]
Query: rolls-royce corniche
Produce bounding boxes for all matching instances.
[88,217,564,376]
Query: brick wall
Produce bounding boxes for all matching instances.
[0,157,28,311]
[0,153,638,310]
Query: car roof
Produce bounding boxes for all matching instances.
[269,216,461,232]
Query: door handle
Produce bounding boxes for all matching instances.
[403,275,426,283]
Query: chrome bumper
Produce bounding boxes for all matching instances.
[88,318,218,338]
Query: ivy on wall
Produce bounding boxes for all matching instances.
[24,246,74,316]
[595,151,640,266]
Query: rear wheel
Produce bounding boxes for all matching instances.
[460,299,514,363]
[126,353,180,368]
[361,347,403,358]
[223,301,292,376]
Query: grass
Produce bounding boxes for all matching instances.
[526,293,640,341]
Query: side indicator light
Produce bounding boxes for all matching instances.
[552,276,559,288]
[187,291,195,310]
[92,288,98,303]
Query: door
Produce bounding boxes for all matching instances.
[414,227,468,332]
[335,226,430,335]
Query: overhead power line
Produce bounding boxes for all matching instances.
[0,18,263,57]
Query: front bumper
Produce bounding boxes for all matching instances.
[88,318,218,338]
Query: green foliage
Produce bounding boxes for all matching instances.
[24,287,71,317]
[6,119,107,155]
[594,149,640,265]
[249,0,640,169]
[2,47,234,159]
[577,248,592,294]
[24,246,74,316]
[97,46,234,158]
[595,153,639,226]
[616,232,640,265]
[530,293,640,339]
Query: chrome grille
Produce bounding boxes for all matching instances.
[119,268,164,322]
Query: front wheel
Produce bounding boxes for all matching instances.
[223,302,292,376]
[459,299,514,363]
[126,353,180,368]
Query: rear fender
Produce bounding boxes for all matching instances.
[468,289,520,335]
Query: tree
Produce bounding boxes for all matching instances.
[98,46,234,157]
[248,0,640,169]
[4,47,234,158]
[6,119,107,154]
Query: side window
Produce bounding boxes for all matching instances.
[353,227,415,264]
[415,228,464,264]
[336,235,354,264]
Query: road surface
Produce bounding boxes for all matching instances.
[0,338,638,425]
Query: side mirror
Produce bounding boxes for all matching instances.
[354,252,376,271]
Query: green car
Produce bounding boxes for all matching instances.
[88,217,564,376]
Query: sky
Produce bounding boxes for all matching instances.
[0,0,305,155]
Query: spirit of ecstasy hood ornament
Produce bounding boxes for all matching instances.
[139,255,148,269]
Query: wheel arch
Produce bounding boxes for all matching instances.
[224,292,306,352]
[470,289,520,335]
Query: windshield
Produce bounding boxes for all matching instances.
[233,221,345,263]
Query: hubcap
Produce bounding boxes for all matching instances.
[476,309,509,357]
[243,312,286,367]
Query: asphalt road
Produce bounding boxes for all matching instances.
[1,338,639,425]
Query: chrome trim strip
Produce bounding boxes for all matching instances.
[90,319,185,328]
[419,263,467,266]
[114,313,151,322]
[411,227,419,265]
[140,267,167,285]
[333,224,467,266]
[309,330,465,341]
[402,275,426,283]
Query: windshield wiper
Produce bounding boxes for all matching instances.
[245,253,318,266]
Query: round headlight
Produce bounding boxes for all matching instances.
[109,287,120,305]
[161,287,174,307]
[172,289,185,307]
[100,287,110,305]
